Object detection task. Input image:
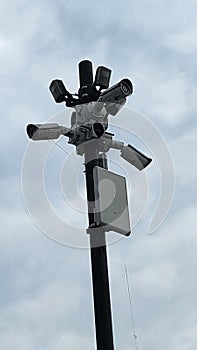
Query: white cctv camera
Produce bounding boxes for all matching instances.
[26,123,70,141]
[120,144,152,171]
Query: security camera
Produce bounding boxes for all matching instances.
[120,144,152,171]
[49,61,133,113]
[86,78,133,118]
[26,123,71,141]
[68,122,105,146]
[78,60,97,102]
[49,80,73,104]
[94,66,112,90]
[98,78,133,104]
[93,78,133,116]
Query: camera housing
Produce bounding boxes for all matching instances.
[67,122,105,147]
[49,80,71,103]
[94,66,112,90]
[26,123,70,141]
[98,78,133,104]
[120,144,152,171]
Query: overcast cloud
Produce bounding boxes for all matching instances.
[0,0,197,349]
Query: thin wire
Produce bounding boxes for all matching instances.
[52,140,71,158]
[124,264,138,350]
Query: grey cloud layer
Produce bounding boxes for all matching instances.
[0,0,197,349]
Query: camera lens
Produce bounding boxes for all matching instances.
[26,124,38,139]
[93,122,105,138]
[121,82,130,95]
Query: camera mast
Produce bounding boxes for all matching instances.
[26,60,152,350]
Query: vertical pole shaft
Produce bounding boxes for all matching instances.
[84,142,114,350]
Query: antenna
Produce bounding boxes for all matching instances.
[124,264,138,350]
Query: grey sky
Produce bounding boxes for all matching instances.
[0,0,197,349]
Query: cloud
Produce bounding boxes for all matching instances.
[107,204,197,349]
[0,0,197,348]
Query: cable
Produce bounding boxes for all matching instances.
[124,264,138,350]
[53,140,72,158]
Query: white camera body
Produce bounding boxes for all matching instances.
[26,123,70,141]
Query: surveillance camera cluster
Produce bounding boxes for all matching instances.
[49,60,133,109]
[47,60,133,147]
[26,60,152,171]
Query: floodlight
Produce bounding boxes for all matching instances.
[120,144,152,171]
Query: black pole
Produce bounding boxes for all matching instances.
[84,141,114,350]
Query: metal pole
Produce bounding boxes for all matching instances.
[84,141,114,350]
